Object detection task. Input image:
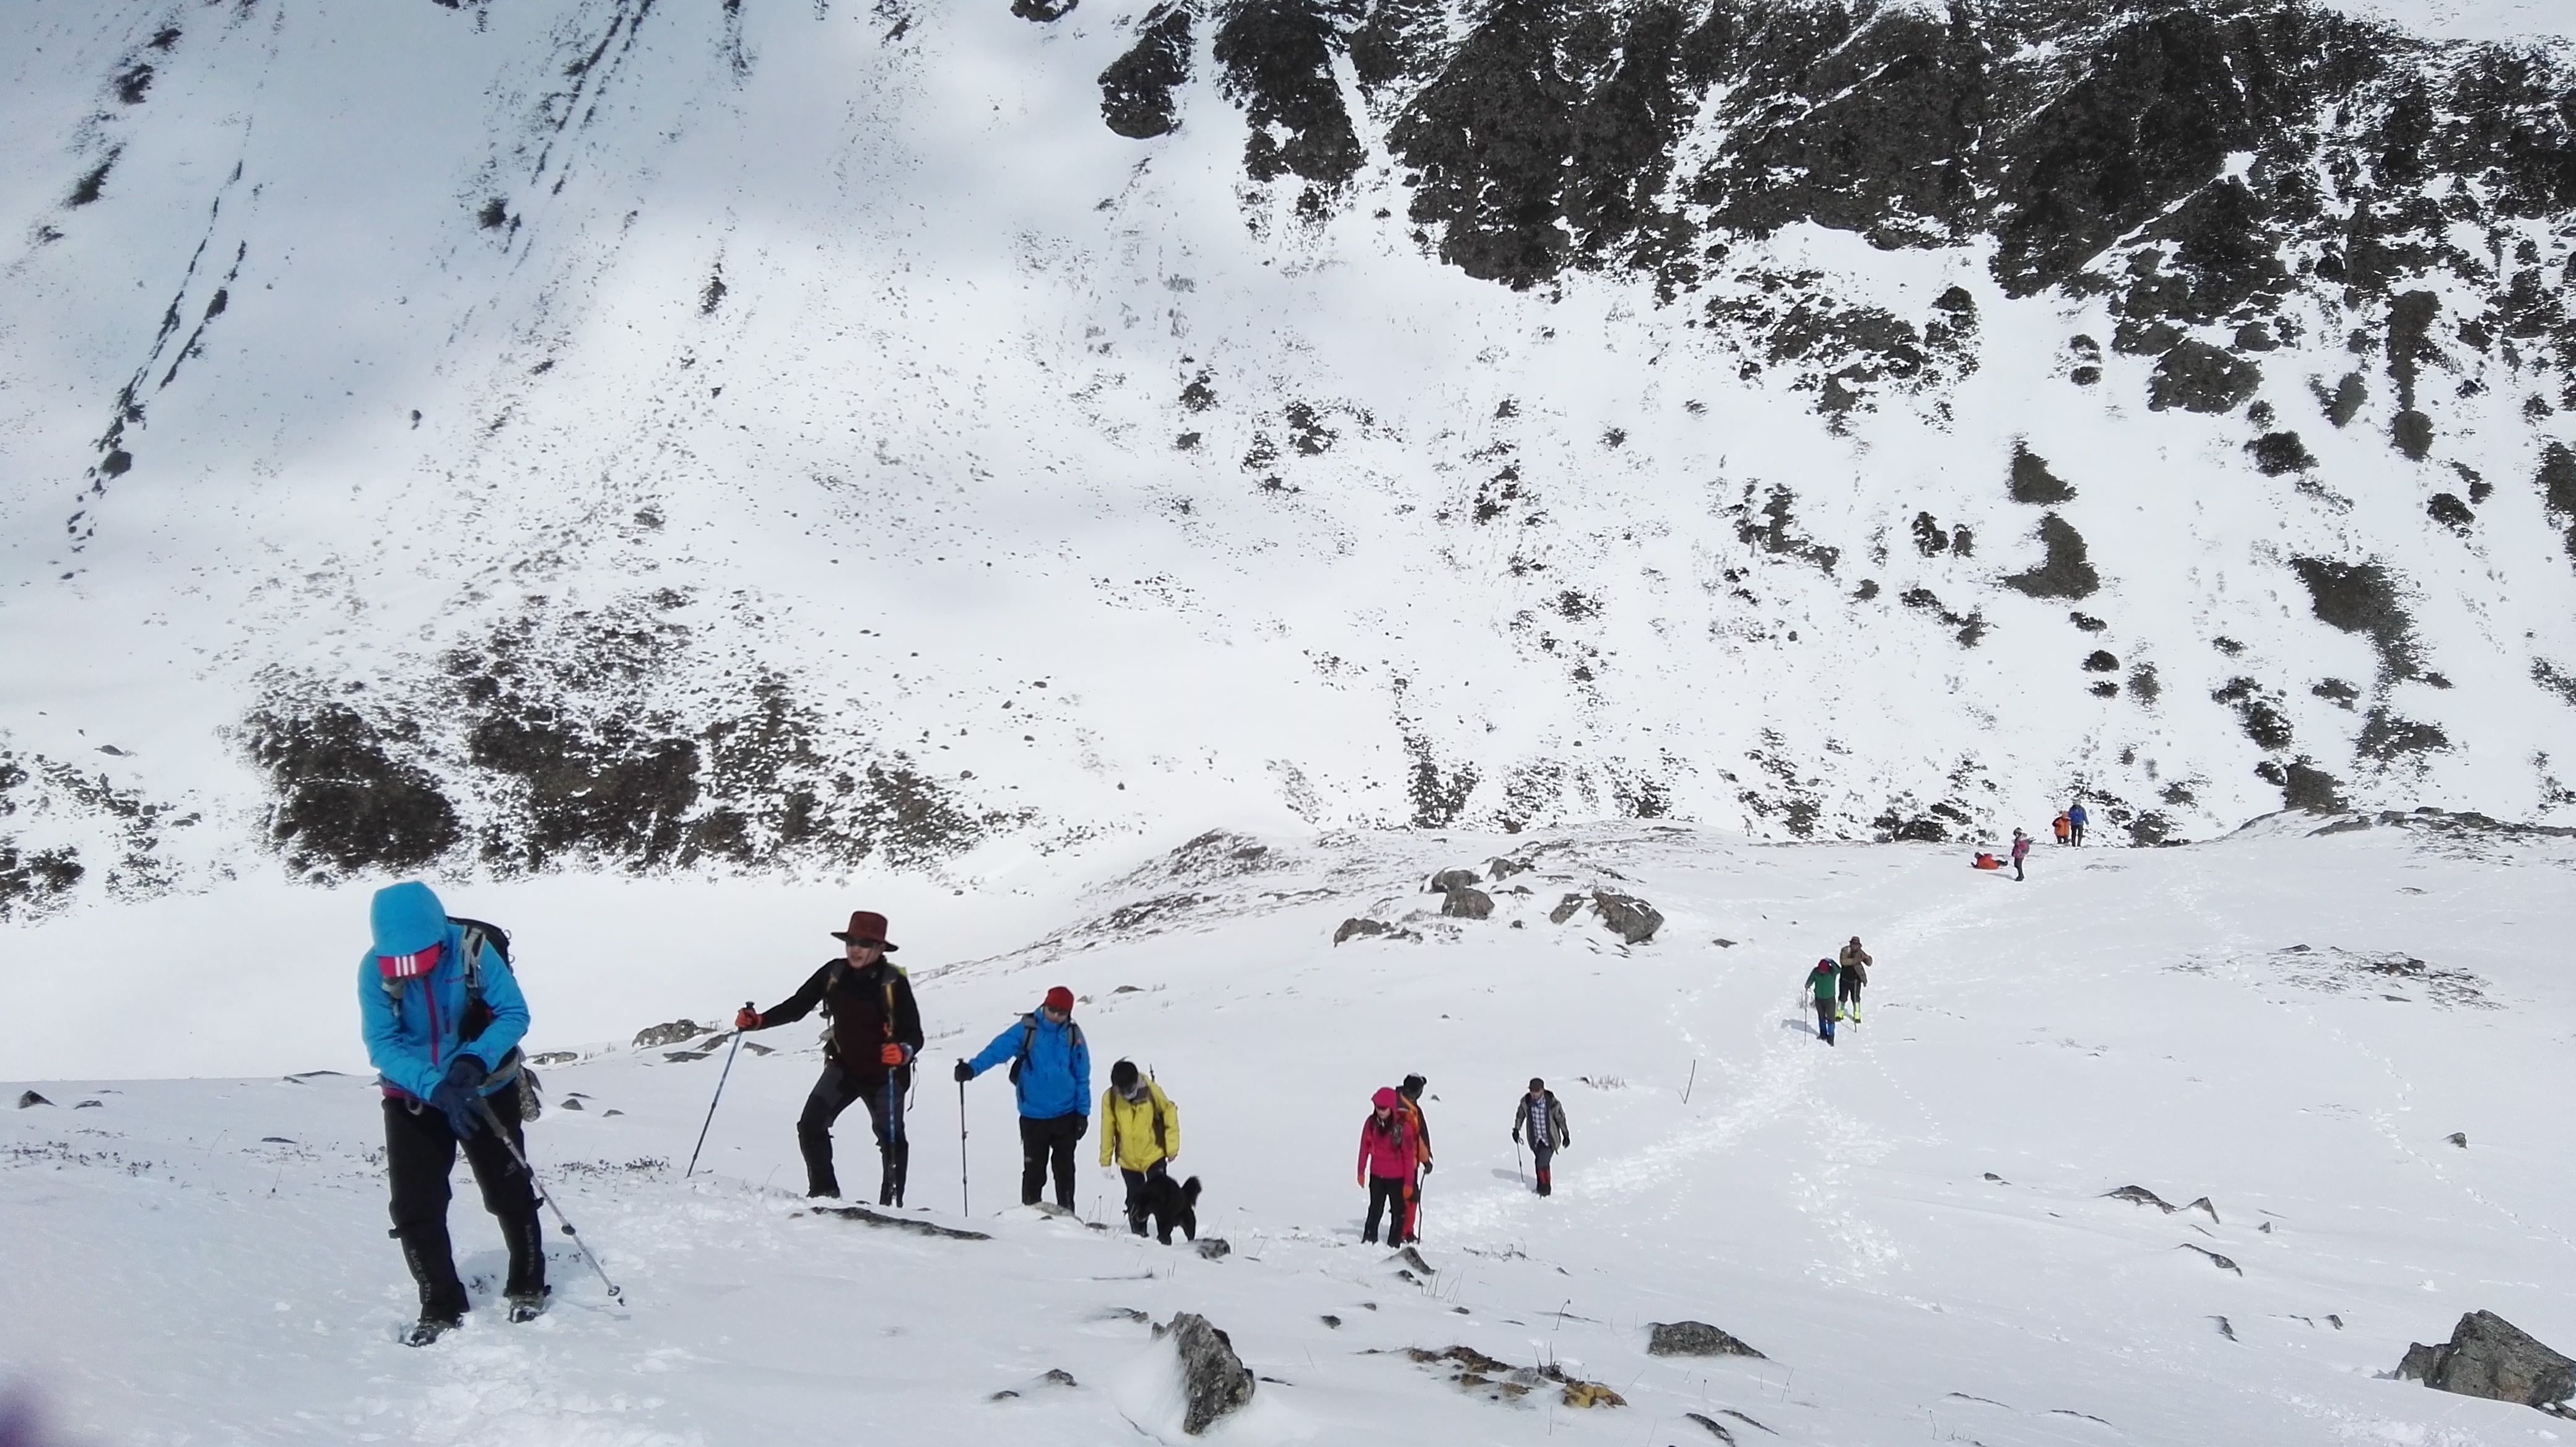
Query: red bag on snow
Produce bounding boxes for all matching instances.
[1972,852,2002,870]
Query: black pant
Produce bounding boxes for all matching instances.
[1838,974,1862,1012]
[2070,823,2084,846]
[1364,1174,1406,1244]
[1121,1159,1170,1235]
[799,1062,910,1200]
[1019,1113,1082,1209]
[1531,1146,1555,1196]
[384,1086,542,1321]
[2014,855,2025,880]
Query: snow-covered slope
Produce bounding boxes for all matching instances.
[5,0,2576,916]
[6,820,2574,1443]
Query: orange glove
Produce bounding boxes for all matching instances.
[735,1007,761,1031]
[879,1043,910,1067]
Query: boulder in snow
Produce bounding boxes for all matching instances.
[1440,886,1494,920]
[1647,1321,1766,1358]
[1193,1237,1230,1261]
[1549,893,1586,924]
[1334,917,1416,945]
[1427,867,1481,893]
[1484,856,1530,880]
[17,1090,51,1109]
[1592,891,1663,944]
[2398,1311,2576,1415]
[1157,1312,1254,1434]
[632,1019,709,1049]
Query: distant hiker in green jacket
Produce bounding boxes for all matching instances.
[1806,959,1840,1045]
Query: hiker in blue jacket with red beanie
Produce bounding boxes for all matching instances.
[955,986,1090,1210]
[358,880,544,1346]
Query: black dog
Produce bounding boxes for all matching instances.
[1134,1173,1201,1244]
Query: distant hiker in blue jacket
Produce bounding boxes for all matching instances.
[956,986,1091,1210]
[357,881,544,1346]
[2066,802,2089,846]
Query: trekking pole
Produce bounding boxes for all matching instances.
[684,1003,752,1178]
[1514,1137,1525,1186]
[479,1098,624,1301]
[958,1079,972,1216]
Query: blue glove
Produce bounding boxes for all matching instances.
[430,1056,489,1139]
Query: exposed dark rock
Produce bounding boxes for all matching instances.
[1194,1236,1231,1260]
[2211,676,2294,751]
[1010,0,1077,19]
[2448,1131,2469,1147]
[243,693,460,879]
[2541,444,2576,559]
[1160,1312,1255,1434]
[1427,867,1482,893]
[1648,1321,1766,1358]
[2247,431,2315,474]
[2397,1311,2576,1415]
[2356,707,2448,762]
[812,1205,993,1240]
[1484,856,1530,879]
[1549,891,1586,924]
[16,1091,51,1109]
[1216,0,1364,188]
[2083,650,2119,672]
[2290,556,2419,680]
[1591,891,1663,944]
[2180,1243,2242,1275]
[1099,2,1194,140]
[633,1020,709,1049]
[2318,372,2368,427]
[1333,917,1402,945]
[2147,341,2261,414]
[2426,492,2474,532]
[2003,514,2100,600]
[2106,1184,2177,1211]
[1440,885,1495,919]
[2009,445,2076,505]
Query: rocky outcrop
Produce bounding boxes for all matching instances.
[1159,1313,1255,1434]
[1593,891,1663,944]
[1647,1321,1765,1358]
[1440,885,1494,919]
[632,1020,709,1049]
[2398,1311,2576,1415]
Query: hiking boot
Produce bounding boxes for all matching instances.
[506,1288,550,1324]
[405,1313,463,1347]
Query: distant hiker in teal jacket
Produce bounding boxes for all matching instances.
[357,880,545,1346]
[956,986,1090,1209]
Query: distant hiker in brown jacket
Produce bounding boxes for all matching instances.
[1837,937,1871,1021]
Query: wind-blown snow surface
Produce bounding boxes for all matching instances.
[8,0,2576,915]
[6,821,2574,1444]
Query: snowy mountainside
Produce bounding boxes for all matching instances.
[5,0,2576,910]
[6,821,2575,1444]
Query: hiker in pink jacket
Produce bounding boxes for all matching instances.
[1356,1086,1419,1246]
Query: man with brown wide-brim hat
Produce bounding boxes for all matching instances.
[734,911,925,1203]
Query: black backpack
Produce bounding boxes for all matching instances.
[1006,1013,1083,1086]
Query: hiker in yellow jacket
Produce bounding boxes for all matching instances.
[1099,1059,1180,1236]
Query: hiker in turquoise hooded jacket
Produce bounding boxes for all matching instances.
[955,986,1090,1209]
[357,880,546,1345]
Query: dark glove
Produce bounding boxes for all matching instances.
[735,1007,762,1031]
[1073,1115,1089,1141]
[430,1056,488,1139]
[1420,1160,1433,1174]
[1510,1132,1521,1145]
[953,1059,974,1083]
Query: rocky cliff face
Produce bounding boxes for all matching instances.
[0,0,2570,899]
